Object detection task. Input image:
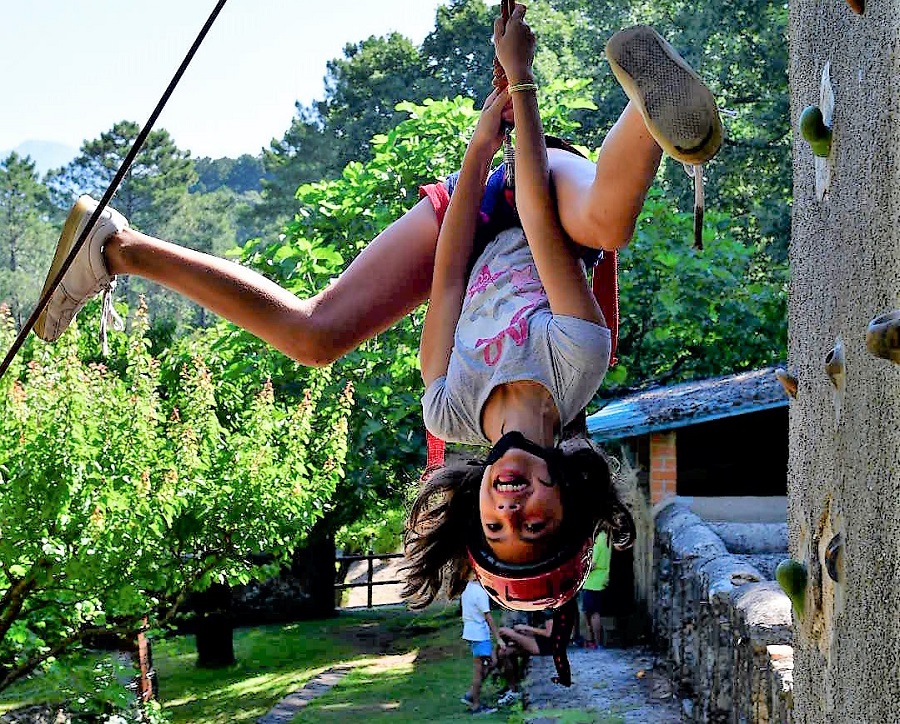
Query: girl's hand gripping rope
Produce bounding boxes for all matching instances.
[493,4,535,88]
[470,85,511,162]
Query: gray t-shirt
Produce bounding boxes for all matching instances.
[422,226,611,446]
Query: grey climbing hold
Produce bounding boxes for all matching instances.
[825,533,843,583]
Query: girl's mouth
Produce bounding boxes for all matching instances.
[494,474,529,493]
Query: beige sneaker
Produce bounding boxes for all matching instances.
[34,195,128,350]
[606,25,722,165]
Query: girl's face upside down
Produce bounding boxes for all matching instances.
[478,446,564,564]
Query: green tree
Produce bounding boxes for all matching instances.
[0,153,56,328]
[193,154,264,194]
[0,304,352,699]
[46,122,248,339]
[243,104,341,240]
[48,120,196,231]
[419,0,498,101]
[608,188,788,391]
[318,33,434,172]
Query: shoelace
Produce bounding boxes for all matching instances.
[99,278,125,356]
[684,163,705,249]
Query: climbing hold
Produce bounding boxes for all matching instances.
[824,339,846,391]
[846,0,864,13]
[775,559,808,618]
[825,534,843,583]
[865,310,900,364]
[774,368,798,399]
[800,106,832,158]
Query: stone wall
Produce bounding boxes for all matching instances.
[653,502,794,723]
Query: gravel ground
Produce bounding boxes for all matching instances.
[523,645,683,723]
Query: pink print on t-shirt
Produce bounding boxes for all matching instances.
[467,264,504,299]
[475,305,533,365]
[462,255,546,366]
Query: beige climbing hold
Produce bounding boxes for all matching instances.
[865,310,900,364]
[825,337,846,423]
[774,368,798,398]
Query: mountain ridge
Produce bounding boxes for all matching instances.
[1,140,78,175]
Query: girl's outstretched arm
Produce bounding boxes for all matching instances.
[419,88,509,385]
[494,5,604,326]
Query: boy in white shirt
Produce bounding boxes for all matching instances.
[460,573,504,713]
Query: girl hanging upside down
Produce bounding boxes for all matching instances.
[33,2,721,664]
[402,8,720,618]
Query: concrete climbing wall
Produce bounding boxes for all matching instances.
[788,0,900,721]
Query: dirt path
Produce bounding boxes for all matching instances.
[523,645,683,723]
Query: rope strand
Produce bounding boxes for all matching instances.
[0,0,229,382]
[494,0,516,189]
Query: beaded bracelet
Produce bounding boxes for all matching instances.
[508,81,538,94]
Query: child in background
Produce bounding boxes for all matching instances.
[582,531,612,649]
[461,573,504,714]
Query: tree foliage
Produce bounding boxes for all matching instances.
[0,304,352,695]
[0,153,56,328]
[254,0,790,259]
[44,122,248,339]
[48,121,196,230]
[610,189,787,391]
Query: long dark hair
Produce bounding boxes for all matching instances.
[401,436,635,609]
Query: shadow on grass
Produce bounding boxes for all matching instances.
[291,651,510,724]
[156,606,473,724]
[0,606,514,724]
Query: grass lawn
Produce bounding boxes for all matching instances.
[157,603,514,724]
[0,604,617,723]
[0,604,509,723]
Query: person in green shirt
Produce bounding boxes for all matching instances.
[581,531,611,649]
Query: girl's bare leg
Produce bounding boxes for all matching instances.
[105,197,440,366]
[549,102,662,252]
[102,106,655,367]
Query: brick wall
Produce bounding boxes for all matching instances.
[649,431,677,504]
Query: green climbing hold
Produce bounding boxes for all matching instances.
[800,106,832,158]
[775,559,808,618]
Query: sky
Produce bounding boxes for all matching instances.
[0,0,449,159]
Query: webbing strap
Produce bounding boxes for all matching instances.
[593,250,620,366]
[0,0,229,382]
[423,429,446,481]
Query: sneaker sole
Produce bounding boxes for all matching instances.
[34,196,96,341]
[606,26,722,164]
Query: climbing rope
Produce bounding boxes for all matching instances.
[0,0,229,382]
[494,0,517,189]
